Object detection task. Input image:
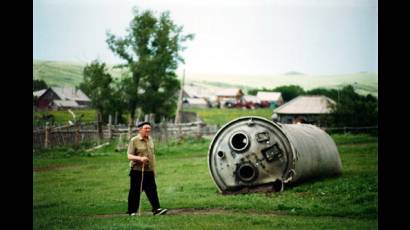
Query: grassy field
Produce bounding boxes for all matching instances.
[33,109,98,125]
[186,108,273,126]
[33,134,378,229]
[33,60,128,87]
[33,108,273,126]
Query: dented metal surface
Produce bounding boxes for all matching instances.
[208,116,342,194]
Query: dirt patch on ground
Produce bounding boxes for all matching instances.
[95,208,287,218]
[33,164,79,172]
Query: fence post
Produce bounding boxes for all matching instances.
[115,133,126,152]
[196,122,202,138]
[44,122,49,148]
[108,115,112,139]
[128,115,133,141]
[75,122,80,146]
[114,111,118,125]
[161,120,168,145]
[97,113,103,144]
[177,123,183,140]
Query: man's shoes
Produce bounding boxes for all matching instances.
[153,208,168,216]
[129,212,137,216]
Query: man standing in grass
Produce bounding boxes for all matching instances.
[127,121,168,216]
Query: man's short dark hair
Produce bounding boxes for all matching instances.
[137,121,152,128]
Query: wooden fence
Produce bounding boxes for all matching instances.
[33,121,219,149]
[33,121,377,149]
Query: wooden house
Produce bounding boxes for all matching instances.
[256,91,284,108]
[272,95,335,126]
[34,87,91,110]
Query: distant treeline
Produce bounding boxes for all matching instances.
[249,85,378,128]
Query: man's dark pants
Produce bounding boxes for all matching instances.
[128,170,160,214]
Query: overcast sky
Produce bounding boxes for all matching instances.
[33,0,378,75]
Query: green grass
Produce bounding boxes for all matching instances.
[33,109,98,125]
[186,108,273,126]
[33,60,86,87]
[33,60,127,87]
[33,108,272,127]
[33,134,378,229]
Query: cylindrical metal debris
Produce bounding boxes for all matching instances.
[208,116,342,193]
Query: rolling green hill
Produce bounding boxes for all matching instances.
[187,72,378,97]
[33,60,85,87]
[33,60,128,87]
[33,60,378,97]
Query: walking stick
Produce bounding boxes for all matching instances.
[138,164,145,216]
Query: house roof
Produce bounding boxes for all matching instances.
[183,85,214,98]
[51,87,90,102]
[273,95,336,114]
[243,95,261,103]
[256,92,282,101]
[52,100,80,108]
[33,89,47,97]
[184,98,208,105]
[215,88,244,97]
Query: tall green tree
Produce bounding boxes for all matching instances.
[305,87,339,101]
[78,60,113,122]
[247,87,271,96]
[305,85,378,128]
[273,85,305,102]
[106,8,193,124]
[328,85,378,127]
[33,79,48,91]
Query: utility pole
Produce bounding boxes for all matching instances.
[174,69,185,124]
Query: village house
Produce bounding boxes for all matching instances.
[256,91,284,108]
[33,86,91,110]
[182,84,214,99]
[243,95,261,105]
[215,88,244,107]
[181,84,218,108]
[241,95,261,109]
[183,97,209,109]
[215,88,244,102]
[272,95,335,126]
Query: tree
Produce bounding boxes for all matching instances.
[106,8,193,124]
[78,60,113,123]
[305,88,339,101]
[273,85,305,102]
[327,85,378,128]
[304,85,378,128]
[247,87,271,96]
[33,79,48,91]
